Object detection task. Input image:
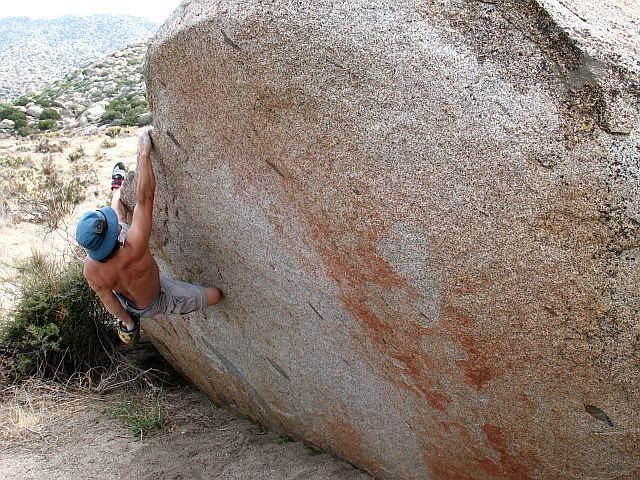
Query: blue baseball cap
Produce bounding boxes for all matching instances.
[76,207,119,261]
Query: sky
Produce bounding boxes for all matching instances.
[0,0,183,24]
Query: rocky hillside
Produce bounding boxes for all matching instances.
[0,43,150,137]
[0,15,159,102]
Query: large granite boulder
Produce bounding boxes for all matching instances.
[142,1,639,478]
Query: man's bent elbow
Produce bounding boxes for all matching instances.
[136,194,155,209]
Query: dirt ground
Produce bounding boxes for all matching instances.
[0,345,370,480]
[0,129,372,480]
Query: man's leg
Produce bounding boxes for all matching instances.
[110,186,126,223]
[155,277,223,315]
[110,162,127,222]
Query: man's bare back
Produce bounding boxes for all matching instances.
[83,237,161,310]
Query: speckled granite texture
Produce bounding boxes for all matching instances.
[139,1,640,478]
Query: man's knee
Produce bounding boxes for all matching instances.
[205,287,222,306]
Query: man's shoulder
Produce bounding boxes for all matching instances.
[122,222,152,253]
[83,256,117,289]
[82,257,101,282]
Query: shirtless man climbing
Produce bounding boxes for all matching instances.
[76,129,222,345]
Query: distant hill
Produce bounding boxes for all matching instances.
[0,15,159,101]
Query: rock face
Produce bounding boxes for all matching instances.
[143,1,640,479]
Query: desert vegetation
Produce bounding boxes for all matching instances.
[0,133,125,384]
[0,44,150,138]
[100,94,148,127]
[0,149,91,230]
[0,16,158,102]
[1,253,113,378]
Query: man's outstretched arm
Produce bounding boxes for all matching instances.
[127,129,155,249]
[91,284,135,330]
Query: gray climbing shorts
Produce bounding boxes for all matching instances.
[114,275,208,318]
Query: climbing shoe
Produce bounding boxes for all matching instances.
[111,162,126,190]
[117,315,140,346]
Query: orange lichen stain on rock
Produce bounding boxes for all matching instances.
[438,302,497,390]
[279,168,452,412]
[428,445,477,480]
[224,132,452,412]
[423,423,536,480]
[325,418,382,477]
[393,351,451,412]
[438,420,452,433]
[423,421,503,479]
[455,330,495,389]
[338,281,451,412]
[517,393,536,409]
[430,465,476,480]
[478,457,505,477]
[482,424,534,480]
[436,420,474,446]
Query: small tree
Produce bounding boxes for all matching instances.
[39,108,61,121]
[13,96,31,106]
[38,119,57,131]
[0,104,28,129]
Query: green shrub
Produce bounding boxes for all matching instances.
[105,389,166,438]
[38,119,56,131]
[101,138,117,149]
[100,96,148,127]
[100,110,121,124]
[13,96,30,107]
[0,104,28,129]
[39,108,61,121]
[67,146,85,162]
[17,126,37,137]
[35,98,53,108]
[32,93,53,108]
[1,253,114,378]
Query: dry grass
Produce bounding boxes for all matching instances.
[0,193,13,228]
[0,378,86,447]
[0,353,222,452]
[0,349,186,449]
